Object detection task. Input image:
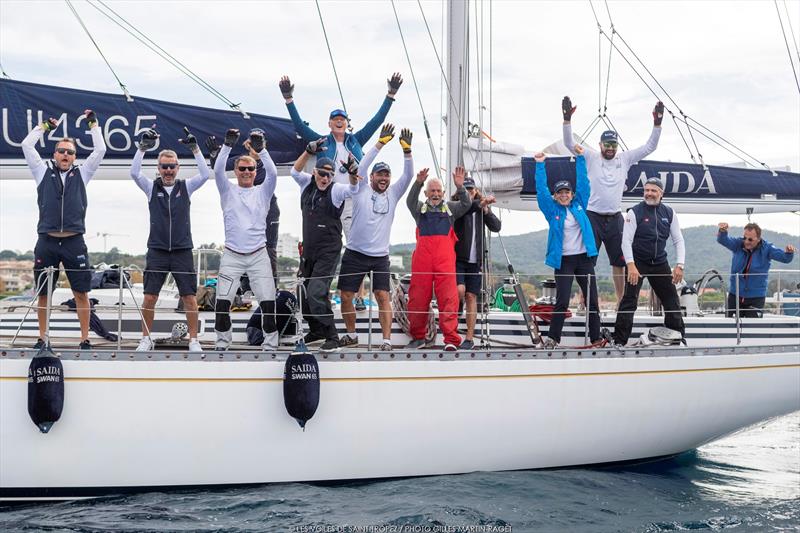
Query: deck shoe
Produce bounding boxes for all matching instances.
[339,334,359,348]
[188,339,203,352]
[136,337,154,352]
[319,339,341,352]
[214,339,230,351]
[354,297,367,311]
[379,340,393,351]
[32,338,46,350]
[443,343,458,351]
[303,332,325,346]
[541,336,559,349]
[261,331,279,351]
[459,339,475,350]
[405,339,426,350]
[79,339,92,350]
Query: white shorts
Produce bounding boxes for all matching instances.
[217,247,275,302]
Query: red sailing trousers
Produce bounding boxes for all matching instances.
[407,227,461,346]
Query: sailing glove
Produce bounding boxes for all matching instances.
[139,128,160,151]
[279,77,294,100]
[85,110,97,128]
[378,123,395,145]
[249,130,266,152]
[306,138,326,155]
[387,72,403,97]
[42,118,59,132]
[178,127,198,150]
[653,101,665,126]
[562,96,575,121]
[205,136,220,165]
[224,128,240,147]
[400,128,413,154]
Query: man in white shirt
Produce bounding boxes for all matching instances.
[212,129,279,351]
[337,124,416,350]
[562,97,664,303]
[21,110,106,350]
[129,127,210,352]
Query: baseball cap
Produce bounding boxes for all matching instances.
[645,177,664,190]
[372,162,391,174]
[315,157,335,170]
[329,109,348,119]
[553,180,573,193]
[463,177,476,189]
[249,128,265,136]
[600,130,618,143]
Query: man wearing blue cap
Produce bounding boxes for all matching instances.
[562,96,664,304]
[612,176,686,346]
[290,139,361,352]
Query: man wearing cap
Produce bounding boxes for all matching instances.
[291,139,361,352]
[562,97,664,303]
[21,110,106,350]
[405,166,472,350]
[452,176,502,350]
[612,176,686,346]
[211,129,280,351]
[337,124,416,350]
[130,127,209,352]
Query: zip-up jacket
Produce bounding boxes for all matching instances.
[717,232,795,298]
[622,201,685,266]
[454,200,502,264]
[535,156,598,269]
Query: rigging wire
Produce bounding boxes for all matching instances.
[774,0,800,94]
[390,0,443,180]
[65,0,132,101]
[438,0,446,168]
[0,59,10,79]
[782,0,800,65]
[314,0,348,118]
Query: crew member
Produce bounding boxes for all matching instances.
[130,127,209,352]
[717,222,795,317]
[338,124,416,351]
[405,167,472,350]
[452,177,502,350]
[612,177,686,346]
[562,96,664,303]
[212,129,279,351]
[534,147,601,348]
[291,139,360,352]
[21,110,106,350]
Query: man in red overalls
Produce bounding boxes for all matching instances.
[405,166,472,350]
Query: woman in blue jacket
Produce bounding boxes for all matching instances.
[535,147,601,347]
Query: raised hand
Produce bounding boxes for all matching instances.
[341,153,359,176]
[139,127,160,151]
[378,123,395,146]
[653,101,665,126]
[178,126,198,151]
[42,117,59,132]
[399,128,412,154]
[574,144,584,155]
[416,167,429,184]
[562,96,576,122]
[453,166,466,188]
[786,244,796,254]
[387,72,403,97]
[279,76,294,100]
[205,136,220,163]
[480,194,497,209]
[306,137,327,155]
[534,152,546,163]
[84,109,98,128]
[249,129,266,152]
[718,222,729,233]
[223,128,240,148]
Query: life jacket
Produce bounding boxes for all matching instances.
[147,178,192,251]
[300,182,343,256]
[36,163,87,234]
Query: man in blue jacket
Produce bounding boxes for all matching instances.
[717,222,795,317]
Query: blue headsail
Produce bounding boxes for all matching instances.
[0,78,304,176]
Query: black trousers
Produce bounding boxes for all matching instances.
[726,293,765,318]
[549,253,601,343]
[613,261,685,345]
[299,249,340,341]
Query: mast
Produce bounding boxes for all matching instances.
[446,0,468,192]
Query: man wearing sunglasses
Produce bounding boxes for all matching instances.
[562,96,664,304]
[717,222,795,318]
[21,109,107,350]
[129,127,210,352]
[211,129,280,351]
[612,177,685,346]
[291,139,361,352]
[336,124,416,350]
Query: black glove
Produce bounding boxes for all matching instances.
[224,128,240,147]
[305,137,327,155]
[42,117,59,132]
[139,128,160,151]
[178,126,198,151]
[387,72,403,97]
[378,123,395,145]
[85,109,98,127]
[342,153,359,176]
[279,76,294,99]
[205,136,220,165]
[653,101,665,126]
[249,130,266,152]
[400,128,412,154]
[562,96,575,121]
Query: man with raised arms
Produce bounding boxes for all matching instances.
[337,124,417,351]
[130,127,209,352]
[291,139,360,352]
[562,97,664,303]
[21,110,106,350]
[405,167,472,351]
[212,129,279,351]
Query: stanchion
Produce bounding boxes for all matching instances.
[368,270,374,350]
[735,273,741,345]
[117,265,124,350]
[44,266,54,344]
[584,273,591,345]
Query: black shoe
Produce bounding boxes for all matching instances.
[320,339,341,352]
[303,333,325,346]
[32,338,46,350]
[459,339,475,350]
[79,339,92,350]
[406,339,426,349]
[339,334,359,348]
[354,297,366,311]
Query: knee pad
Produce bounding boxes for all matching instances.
[259,300,277,333]
[214,299,232,332]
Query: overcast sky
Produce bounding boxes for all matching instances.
[1,0,799,255]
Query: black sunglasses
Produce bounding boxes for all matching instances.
[237,166,256,172]
[56,148,76,156]
[316,169,332,178]
[743,236,758,242]
[159,163,178,170]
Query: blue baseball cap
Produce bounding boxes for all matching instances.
[329,109,348,119]
[372,162,391,174]
[249,128,265,136]
[600,130,618,143]
[553,180,573,193]
[315,157,335,170]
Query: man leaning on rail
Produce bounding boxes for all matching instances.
[21,110,107,350]
[130,127,210,352]
[716,222,795,318]
[211,129,280,351]
[611,177,686,346]
[562,96,663,304]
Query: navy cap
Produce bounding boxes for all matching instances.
[249,128,265,136]
[372,161,391,174]
[553,180,573,193]
[463,177,476,189]
[315,157,335,170]
[329,109,348,119]
[645,177,664,190]
[600,130,618,143]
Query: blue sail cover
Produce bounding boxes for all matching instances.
[0,79,304,166]
[520,156,800,211]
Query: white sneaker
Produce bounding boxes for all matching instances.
[188,339,203,352]
[261,331,279,351]
[136,337,153,352]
